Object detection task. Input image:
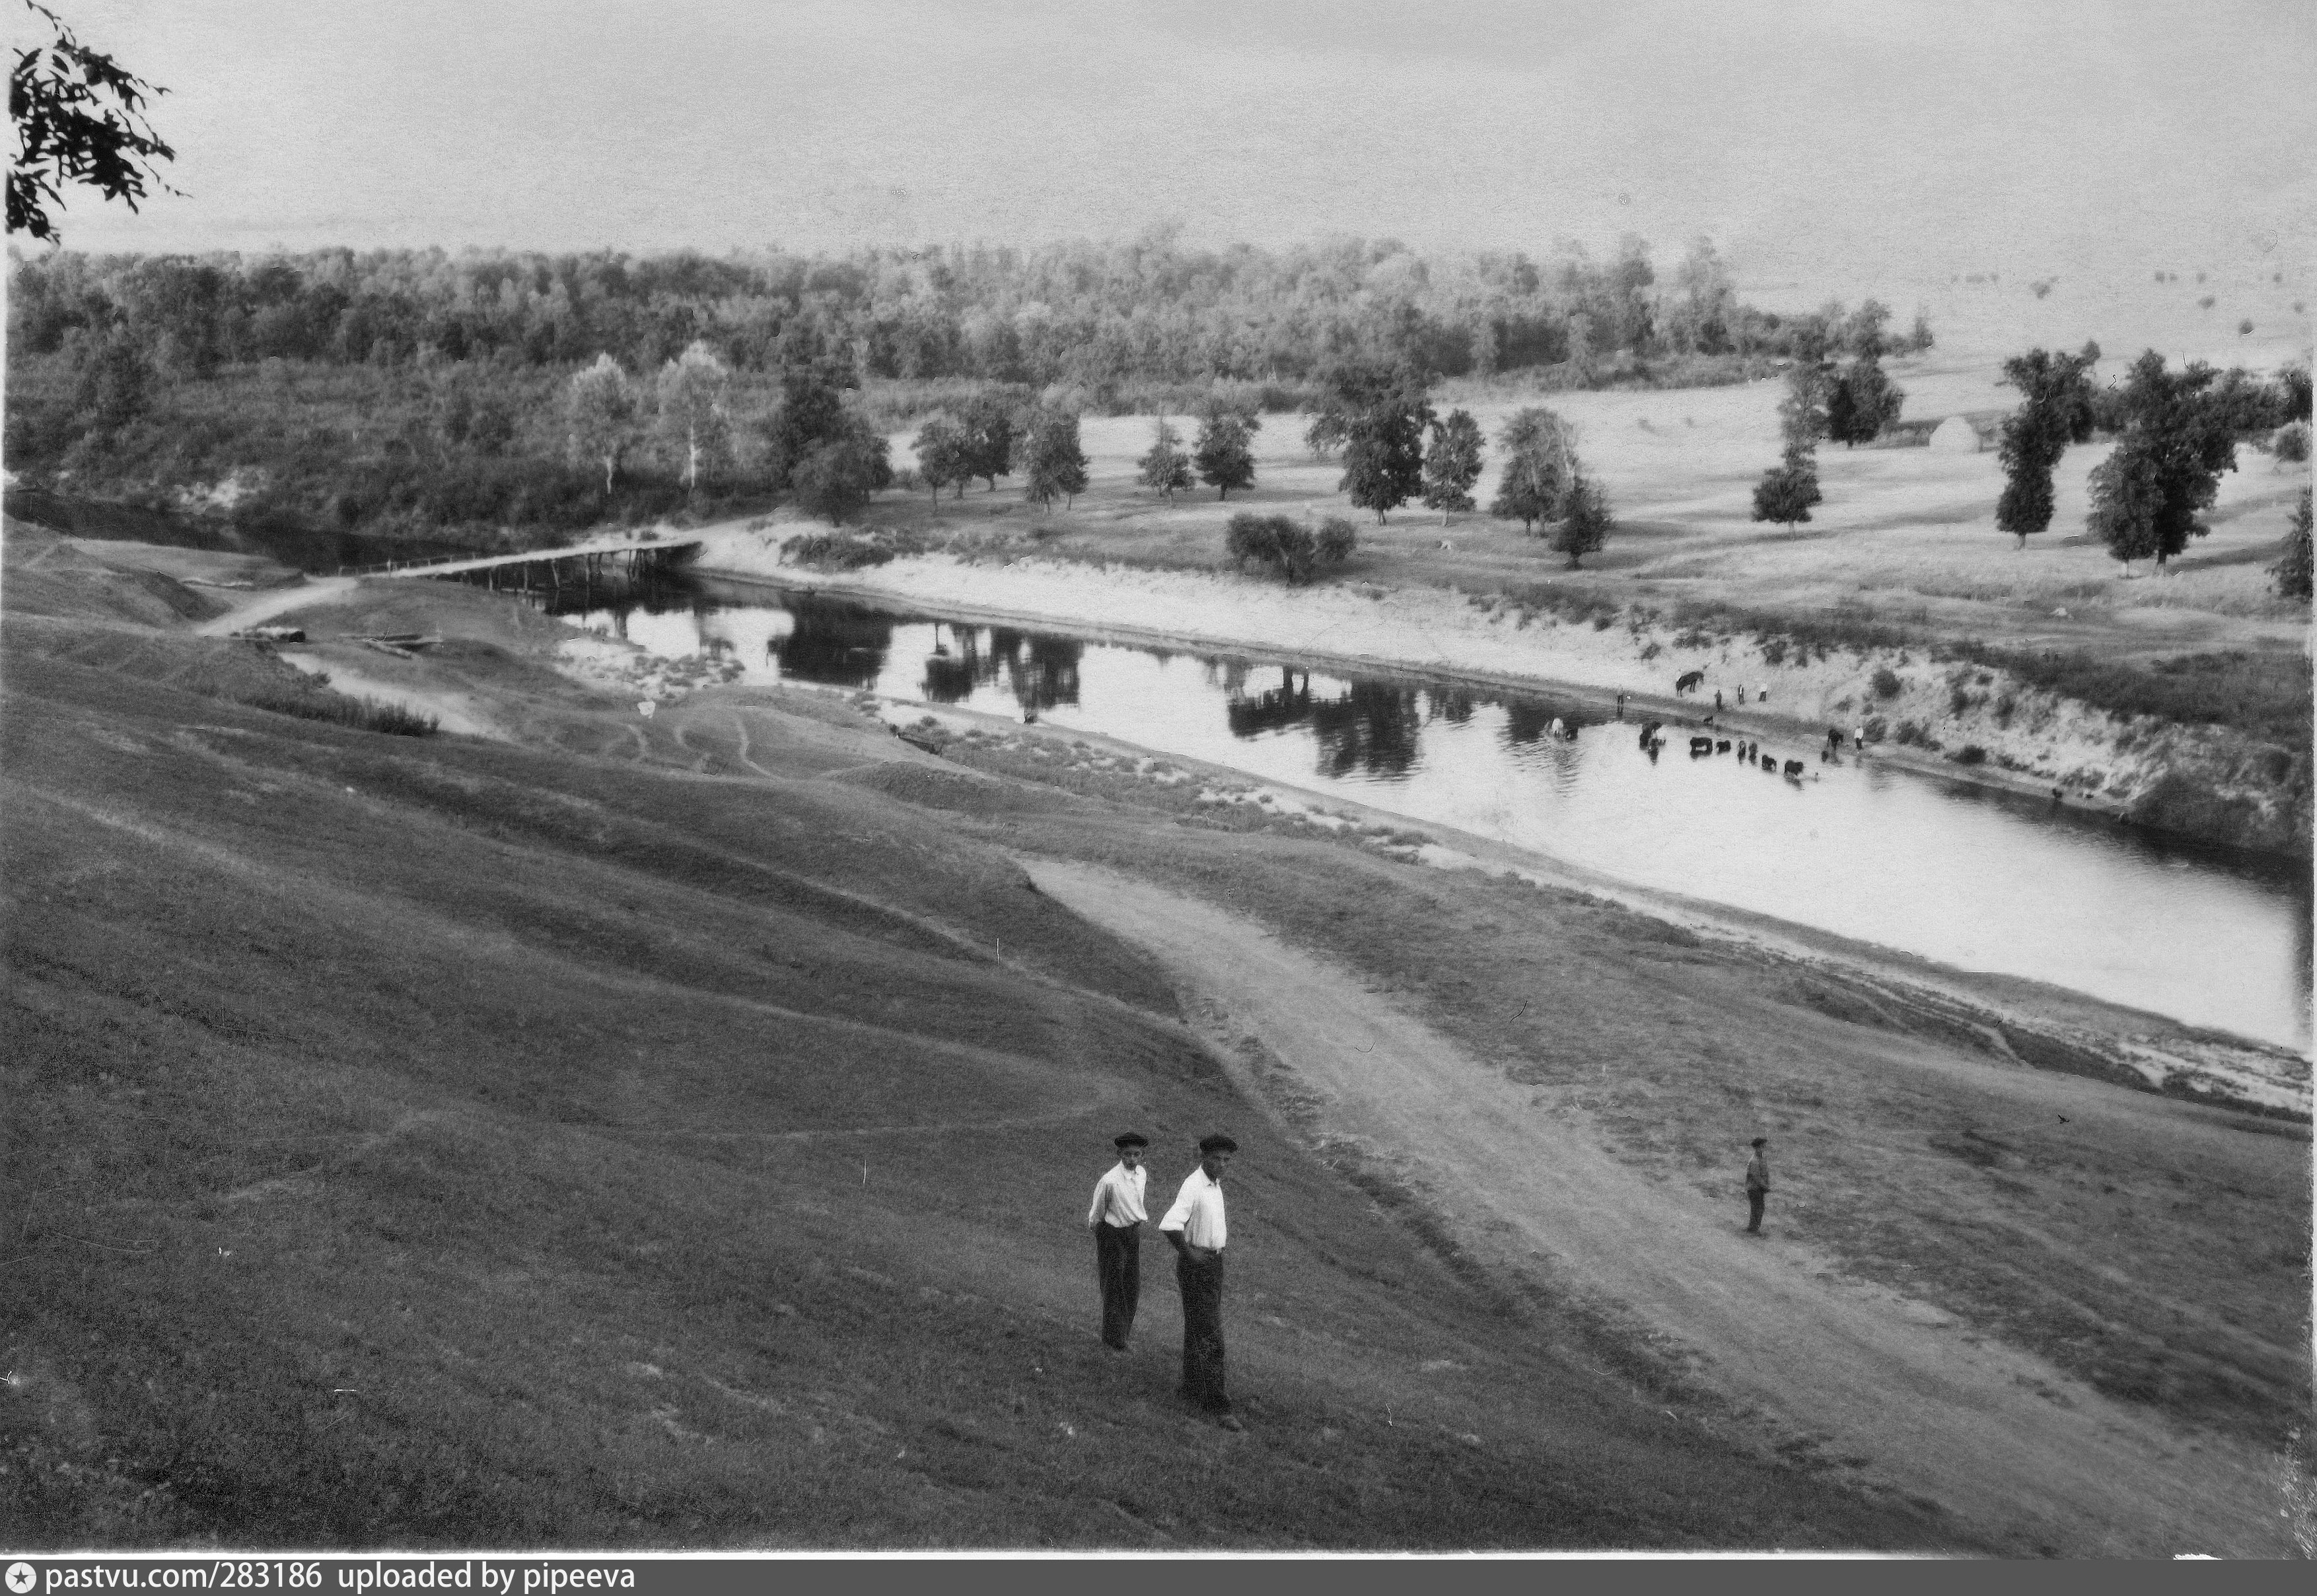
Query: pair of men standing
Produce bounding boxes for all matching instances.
[1086,1131,1242,1428]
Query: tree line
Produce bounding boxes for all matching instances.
[7,234,1929,396]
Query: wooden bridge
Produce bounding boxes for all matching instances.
[338,535,701,595]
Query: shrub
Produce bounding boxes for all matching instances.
[2273,423,2310,464]
[1952,745,1988,765]
[1759,638,1788,666]
[234,681,438,736]
[1949,685,1972,715]
[781,531,896,571]
[1224,512,1356,583]
[1862,716,1888,744]
[1894,720,1927,746]
[1871,667,1903,698]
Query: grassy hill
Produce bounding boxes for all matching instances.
[1,540,1967,1550]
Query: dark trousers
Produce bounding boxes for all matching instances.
[1094,1222,1141,1348]
[1746,1188,1767,1232]
[1176,1249,1229,1412]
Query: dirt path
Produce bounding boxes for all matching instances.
[194,575,363,636]
[1024,860,2296,1557]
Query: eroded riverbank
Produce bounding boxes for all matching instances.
[687,527,2312,860]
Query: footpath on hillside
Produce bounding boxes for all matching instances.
[1025,860,2300,1558]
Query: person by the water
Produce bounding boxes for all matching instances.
[1744,1137,1771,1235]
[1087,1132,1150,1350]
[1160,1132,1242,1429]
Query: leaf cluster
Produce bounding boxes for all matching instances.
[8,2,180,242]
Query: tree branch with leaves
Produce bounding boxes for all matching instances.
[9,1,180,241]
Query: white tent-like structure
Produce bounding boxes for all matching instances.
[1927,415,1982,452]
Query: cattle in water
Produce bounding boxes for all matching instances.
[1674,670,1706,695]
[1782,759,1806,777]
[1689,736,1715,755]
[1716,739,1731,752]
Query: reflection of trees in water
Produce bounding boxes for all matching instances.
[774,600,894,687]
[1225,668,1423,779]
[1428,688,1474,725]
[917,625,1083,716]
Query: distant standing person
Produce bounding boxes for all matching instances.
[1744,1137,1771,1235]
[1087,1132,1150,1350]
[1160,1132,1242,1429]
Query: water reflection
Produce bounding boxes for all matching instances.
[773,600,895,688]
[553,578,2313,1050]
[923,625,1083,719]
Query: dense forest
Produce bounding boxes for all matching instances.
[3,234,1926,555]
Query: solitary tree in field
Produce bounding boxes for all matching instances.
[1489,407,1575,532]
[1551,473,1614,568]
[1995,346,2098,548]
[1751,459,1821,528]
[1194,407,1259,499]
[8,1,180,242]
[790,415,892,526]
[958,390,1018,491]
[1308,358,1431,522]
[2086,351,2242,569]
[656,341,733,497]
[912,415,971,503]
[1826,355,1904,446]
[1137,417,1194,502]
[565,353,638,493]
[1421,408,1484,520]
[2269,488,2312,600]
[1777,361,1834,457]
[1021,406,1090,510]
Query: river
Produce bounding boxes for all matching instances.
[565,582,2313,1054]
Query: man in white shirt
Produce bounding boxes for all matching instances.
[1087,1132,1150,1350]
[1159,1132,1241,1428]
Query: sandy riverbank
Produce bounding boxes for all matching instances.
[687,528,2303,853]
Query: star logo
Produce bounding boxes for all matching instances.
[7,1561,39,1594]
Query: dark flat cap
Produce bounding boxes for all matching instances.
[1750,1137,1768,1146]
[1198,1132,1238,1154]
[1114,1132,1149,1148]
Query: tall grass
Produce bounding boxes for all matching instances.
[230,680,441,736]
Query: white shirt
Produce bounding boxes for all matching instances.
[1087,1162,1148,1228]
[1158,1166,1228,1250]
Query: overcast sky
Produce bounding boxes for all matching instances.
[17,0,2314,291]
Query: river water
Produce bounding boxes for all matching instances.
[567,583,2312,1053]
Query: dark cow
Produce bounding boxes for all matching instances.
[1782,759,1806,777]
[1689,736,1715,755]
[1715,739,1731,752]
[1674,670,1707,695]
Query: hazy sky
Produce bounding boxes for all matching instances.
[17,0,2314,290]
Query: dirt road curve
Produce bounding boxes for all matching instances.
[1025,860,2294,1557]
[194,576,361,637]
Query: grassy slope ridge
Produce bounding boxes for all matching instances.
[2,552,1974,1550]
